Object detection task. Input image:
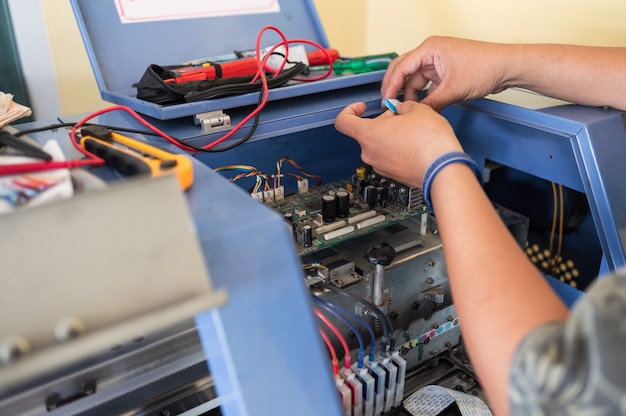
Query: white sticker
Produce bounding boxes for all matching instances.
[403,385,492,416]
[264,45,309,71]
[114,0,281,24]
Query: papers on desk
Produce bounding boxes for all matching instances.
[0,92,32,128]
[404,385,492,416]
[0,140,73,214]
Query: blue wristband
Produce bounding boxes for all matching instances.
[421,151,482,213]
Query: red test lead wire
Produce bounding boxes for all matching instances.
[70,105,199,153]
[0,103,195,176]
[314,308,351,370]
[319,327,340,377]
[202,26,333,150]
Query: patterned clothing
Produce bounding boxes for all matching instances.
[509,269,626,415]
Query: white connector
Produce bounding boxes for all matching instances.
[263,189,275,202]
[336,377,352,416]
[352,364,375,416]
[273,186,285,201]
[378,355,397,413]
[251,191,263,201]
[297,178,309,194]
[391,352,407,408]
[364,356,386,416]
[294,207,307,218]
[340,368,363,416]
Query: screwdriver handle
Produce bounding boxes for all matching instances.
[333,52,399,75]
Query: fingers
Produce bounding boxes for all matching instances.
[382,52,445,111]
[381,36,461,111]
[381,53,421,100]
[420,86,451,113]
[380,56,404,100]
[334,102,368,139]
[392,99,417,116]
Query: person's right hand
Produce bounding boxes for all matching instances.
[334,100,463,189]
[381,36,520,112]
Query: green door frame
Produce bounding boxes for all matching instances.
[0,0,33,123]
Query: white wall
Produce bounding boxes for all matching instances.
[9,0,626,121]
[8,0,61,120]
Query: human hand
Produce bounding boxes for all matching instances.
[381,36,520,112]
[334,100,463,188]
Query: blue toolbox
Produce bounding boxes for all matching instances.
[70,0,390,119]
[3,1,623,416]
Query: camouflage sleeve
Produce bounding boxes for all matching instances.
[508,270,626,416]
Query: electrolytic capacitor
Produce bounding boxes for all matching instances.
[301,225,313,247]
[355,165,367,180]
[354,165,368,196]
[375,186,387,207]
[364,185,376,208]
[321,194,337,222]
[336,190,350,218]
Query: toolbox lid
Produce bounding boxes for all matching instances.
[71,0,386,120]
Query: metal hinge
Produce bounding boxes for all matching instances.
[194,110,231,133]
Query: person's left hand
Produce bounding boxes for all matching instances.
[334,100,463,188]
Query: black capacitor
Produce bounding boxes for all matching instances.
[336,190,350,218]
[301,225,313,248]
[375,186,387,207]
[354,179,366,196]
[321,194,338,222]
[364,185,376,208]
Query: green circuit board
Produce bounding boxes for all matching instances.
[266,176,428,256]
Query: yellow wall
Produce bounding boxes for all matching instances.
[42,0,99,116]
[44,0,626,117]
[363,0,626,56]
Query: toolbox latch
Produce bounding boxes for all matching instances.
[194,110,232,133]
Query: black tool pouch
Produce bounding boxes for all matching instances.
[135,62,306,106]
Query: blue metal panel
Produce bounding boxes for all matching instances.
[180,151,344,415]
[444,100,585,192]
[569,116,626,270]
[544,275,584,308]
[445,94,626,272]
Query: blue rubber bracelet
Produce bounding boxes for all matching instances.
[421,151,482,213]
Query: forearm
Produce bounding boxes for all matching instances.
[510,44,626,111]
[430,164,569,415]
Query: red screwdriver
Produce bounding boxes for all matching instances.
[165,48,339,83]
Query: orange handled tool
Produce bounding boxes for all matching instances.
[80,126,194,191]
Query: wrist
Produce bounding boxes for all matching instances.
[421,151,482,212]
[506,43,527,89]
